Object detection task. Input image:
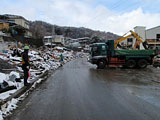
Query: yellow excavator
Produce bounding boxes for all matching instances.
[114,30,148,50]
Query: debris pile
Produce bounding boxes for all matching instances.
[153,55,160,67]
[0,46,75,100]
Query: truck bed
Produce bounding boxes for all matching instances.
[115,50,157,56]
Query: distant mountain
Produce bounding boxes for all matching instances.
[30,21,120,41]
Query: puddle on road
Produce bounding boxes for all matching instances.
[89,66,160,86]
[126,86,160,107]
[137,95,160,107]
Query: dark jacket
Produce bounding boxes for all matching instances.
[21,51,30,69]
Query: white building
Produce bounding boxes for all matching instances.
[43,36,53,46]
[43,35,65,46]
[146,26,160,49]
[65,37,91,48]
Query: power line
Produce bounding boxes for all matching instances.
[118,1,140,14]
[84,0,124,24]
[84,0,130,25]
[84,0,140,26]
[110,0,126,10]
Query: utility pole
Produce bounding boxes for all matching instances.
[51,26,55,49]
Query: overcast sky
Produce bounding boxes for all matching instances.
[1,0,160,35]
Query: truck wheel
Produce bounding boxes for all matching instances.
[137,59,148,68]
[126,59,136,68]
[97,60,106,69]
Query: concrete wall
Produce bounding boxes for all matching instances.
[134,26,146,49]
[134,26,146,40]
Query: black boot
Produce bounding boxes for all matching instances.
[24,82,31,86]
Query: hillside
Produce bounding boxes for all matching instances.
[30,21,120,41]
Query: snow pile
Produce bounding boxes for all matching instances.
[0,111,3,120]
[0,71,22,100]
[0,73,8,84]
[2,98,18,117]
[0,72,17,88]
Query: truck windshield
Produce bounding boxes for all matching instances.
[92,46,100,56]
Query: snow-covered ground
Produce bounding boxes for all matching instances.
[0,46,80,120]
[0,72,23,100]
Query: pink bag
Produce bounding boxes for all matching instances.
[28,71,31,78]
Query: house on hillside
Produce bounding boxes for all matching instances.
[64,37,91,49]
[43,35,65,47]
[77,37,91,47]
[0,14,32,38]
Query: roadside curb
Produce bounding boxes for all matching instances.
[0,70,49,106]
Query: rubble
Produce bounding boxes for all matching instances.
[153,55,160,67]
[0,45,77,119]
[0,59,15,73]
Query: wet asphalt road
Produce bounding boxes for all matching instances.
[6,58,160,120]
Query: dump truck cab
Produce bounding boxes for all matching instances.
[90,43,107,57]
[89,40,114,68]
[90,40,114,57]
[89,43,106,69]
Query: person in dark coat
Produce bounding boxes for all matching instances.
[21,46,30,86]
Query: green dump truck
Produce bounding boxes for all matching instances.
[89,40,158,69]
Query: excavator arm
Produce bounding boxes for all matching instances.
[130,30,148,49]
[114,34,132,49]
[130,30,143,43]
[114,30,148,49]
